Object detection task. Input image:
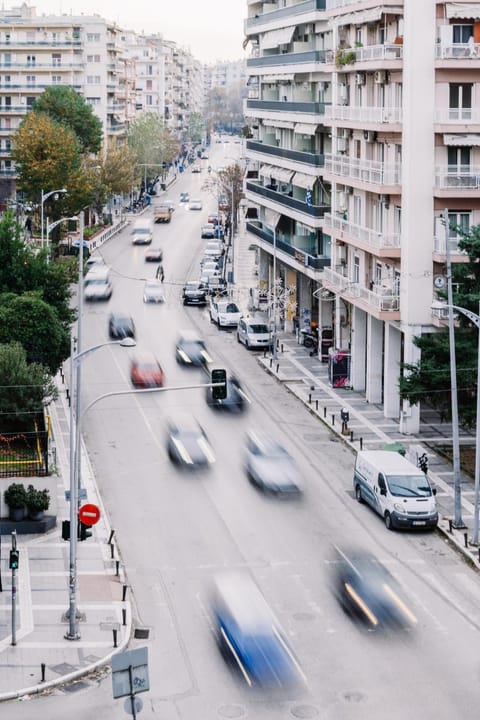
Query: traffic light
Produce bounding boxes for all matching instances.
[61,520,71,540]
[9,549,19,570]
[78,521,93,542]
[211,368,227,400]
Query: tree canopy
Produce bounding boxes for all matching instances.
[127,114,179,185]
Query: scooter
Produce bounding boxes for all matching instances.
[299,328,319,355]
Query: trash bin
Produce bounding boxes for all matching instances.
[383,442,406,457]
[161,183,166,191]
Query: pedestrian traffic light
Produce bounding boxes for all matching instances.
[9,549,19,570]
[61,520,71,541]
[78,521,93,542]
[211,368,227,400]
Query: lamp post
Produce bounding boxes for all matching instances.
[65,336,135,641]
[40,188,67,249]
[46,216,78,259]
[272,228,277,361]
[433,301,480,544]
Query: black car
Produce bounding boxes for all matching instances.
[206,374,247,413]
[182,281,207,306]
[332,547,418,630]
[175,330,212,366]
[179,192,190,203]
[166,413,215,468]
[108,313,136,339]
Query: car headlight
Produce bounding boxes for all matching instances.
[393,503,407,513]
[178,350,191,363]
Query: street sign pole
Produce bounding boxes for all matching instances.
[11,531,17,646]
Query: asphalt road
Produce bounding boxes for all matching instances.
[5,143,480,718]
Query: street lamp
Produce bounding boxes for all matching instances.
[432,300,480,544]
[41,188,67,249]
[66,336,136,641]
[46,216,78,259]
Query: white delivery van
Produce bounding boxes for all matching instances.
[353,450,438,531]
[131,218,153,245]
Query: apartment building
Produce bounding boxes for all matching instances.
[163,40,203,140]
[244,0,480,433]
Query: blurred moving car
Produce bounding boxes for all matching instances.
[153,204,173,223]
[143,279,165,303]
[244,430,301,495]
[182,280,207,306]
[130,351,165,388]
[84,266,113,302]
[201,223,216,239]
[210,571,304,689]
[191,166,201,174]
[207,212,219,225]
[189,198,203,210]
[206,374,247,413]
[85,253,105,269]
[144,247,163,262]
[108,313,135,340]
[209,300,241,328]
[175,330,212,366]
[179,192,190,203]
[237,317,272,350]
[166,413,215,468]
[332,547,418,630]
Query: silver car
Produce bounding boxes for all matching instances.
[237,317,272,350]
[143,279,165,303]
[244,430,302,495]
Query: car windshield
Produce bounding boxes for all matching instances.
[249,324,269,334]
[87,279,108,286]
[386,474,432,497]
[146,281,160,289]
[219,304,239,313]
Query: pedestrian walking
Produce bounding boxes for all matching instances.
[156,263,165,282]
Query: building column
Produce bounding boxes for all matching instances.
[399,324,421,435]
[384,322,401,418]
[351,306,366,391]
[366,315,383,404]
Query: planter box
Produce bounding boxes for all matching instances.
[0,515,56,535]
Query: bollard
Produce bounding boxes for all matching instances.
[281,344,284,353]
[115,560,120,576]
[324,407,327,418]
[350,430,354,442]
[122,584,128,602]
[315,400,318,411]
[113,628,118,648]
[110,543,115,559]
[478,548,480,564]
[66,389,69,401]
[276,363,280,373]
[41,663,46,682]
[108,529,115,544]
[269,358,273,368]
[309,393,312,404]
[360,437,363,450]
[264,350,267,359]
[464,532,468,549]
[122,608,127,626]
[332,415,335,426]
[448,519,453,534]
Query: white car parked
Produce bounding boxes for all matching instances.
[209,300,241,328]
[237,316,272,350]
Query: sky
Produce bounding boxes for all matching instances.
[18,0,247,63]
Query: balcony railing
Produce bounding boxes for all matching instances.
[324,154,401,185]
[435,165,480,189]
[246,221,330,269]
[247,50,328,67]
[323,213,401,251]
[247,140,325,167]
[245,0,326,29]
[436,42,480,59]
[435,107,480,122]
[326,0,357,7]
[325,105,402,123]
[354,43,403,62]
[321,267,400,311]
[246,181,330,218]
[246,99,330,115]
[433,235,466,254]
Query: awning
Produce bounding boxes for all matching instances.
[446,2,480,18]
[294,123,318,135]
[260,73,295,83]
[332,5,402,26]
[262,25,295,49]
[292,172,316,189]
[265,208,281,229]
[263,119,295,130]
[246,76,259,86]
[270,166,295,183]
[245,206,258,219]
[444,133,480,146]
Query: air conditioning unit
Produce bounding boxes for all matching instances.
[346,186,354,195]
[374,70,387,84]
[355,72,366,86]
[337,137,347,152]
[337,244,347,262]
[337,191,348,210]
[365,130,377,143]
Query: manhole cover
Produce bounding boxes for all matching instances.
[343,691,365,703]
[293,612,315,622]
[51,663,76,675]
[134,627,150,639]
[217,704,246,719]
[291,705,319,718]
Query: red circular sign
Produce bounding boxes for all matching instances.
[78,503,101,526]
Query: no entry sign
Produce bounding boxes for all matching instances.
[78,503,101,526]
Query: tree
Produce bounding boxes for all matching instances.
[0,342,57,431]
[127,114,179,187]
[85,142,137,220]
[400,224,480,426]
[186,112,204,143]
[32,86,102,154]
[0,292,70,375]
[202,162,244,234]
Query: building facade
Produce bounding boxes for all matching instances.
[243,0,480,433]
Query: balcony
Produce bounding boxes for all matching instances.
[320,267,400,320]
[436,42,480,61]
[325,105,402,125]
[246,139,324,167]
[246,180,329,219]
[323,213,401,258]
[433,235,469,263]
[245,0,326,30]
[435,108,480,125]
[246,99,330,115]
[435,165,480,196]
[326,0,358,7]
[354,43,403,63]
[324,154,401,189]
[246,221,330,270]
[247,50,329,68]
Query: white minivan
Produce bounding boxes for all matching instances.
[237,316,272,350]
[353,450,438,531]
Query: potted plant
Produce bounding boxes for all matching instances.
[26,485,50,521]
[4,483,27,521]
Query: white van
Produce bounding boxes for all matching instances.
[237,316,272,350]
[131,218,153,245]
[84,265,112,301]
[353,450,438,531]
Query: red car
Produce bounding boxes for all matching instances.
[130,351,165,389]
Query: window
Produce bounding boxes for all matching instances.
[393,269,400,296]
[4,75,10,85]
[452,24,473,43]
[52,75,62,85]
[449,83,472,120]
[448,211,471,238]
[353,254,360,283]
[26,96,35,107]
[26,75,36,86]
[5,139,11,151]
[87,33,100,42]
[86,96,101,106]
[394,206,401,234]
[27,55,36,66]
[87,54,100,63]
[147,95,153,105]
[146,79,152,90]
[52,53,61,66]
[4,53,11,66]
[447,146,470,170]
[355,28,362,46]
[353,195,361,225]
[374,261,382,285]
[147,64,153,75]
[4,96,10,107]
[86,75,101,84]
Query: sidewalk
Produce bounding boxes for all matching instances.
[0,377,132,701]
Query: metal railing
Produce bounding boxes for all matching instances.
[436,42,480,59]
[247,140,324,167]
[246,221,330,268]
[246,181,329,218]
[354,43,403,61]
[325,105,402,123]
[324,154,401,185]
[246,99,330,115]
[323,213,400,250]
[435,107,480,122]
[247,50,328,67]
[245,0,325,28]
[435,165,480,189]
[321,267,400,311]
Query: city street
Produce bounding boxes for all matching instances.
[5,143,480,719]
